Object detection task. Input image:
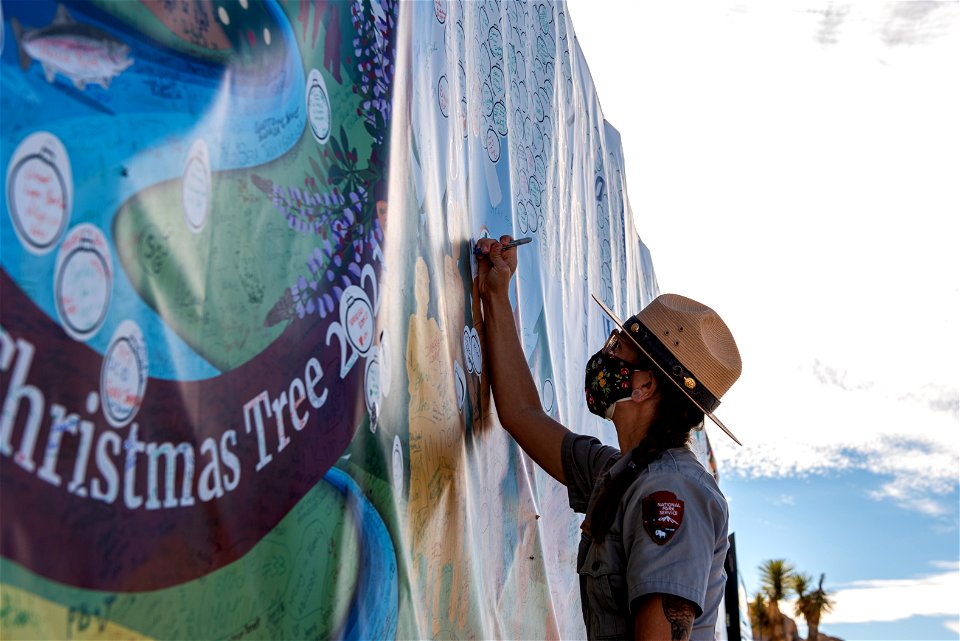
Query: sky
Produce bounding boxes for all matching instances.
[567,2,959,640]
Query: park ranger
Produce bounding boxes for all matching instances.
[476,235,742,641]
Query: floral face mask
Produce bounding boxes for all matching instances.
[584,349,635,419]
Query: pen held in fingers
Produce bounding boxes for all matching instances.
[473,236,532,255]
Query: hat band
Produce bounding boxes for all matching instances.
[624,319,721,414]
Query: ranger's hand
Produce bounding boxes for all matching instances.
[476,235,518,301]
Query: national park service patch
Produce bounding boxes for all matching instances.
[642,491,684,545]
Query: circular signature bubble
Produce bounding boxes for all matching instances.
[533,56,547,81]
[515,167,528,198]
[392,435,404,497]
[365,351,380,432]
[454,359,466,413]
[456,22,466,56]
[526,199,539,232]
[538,4,551,33]
[469,327,482,375]
[595,170,606,199]
[437,75,449,117]
[485,128,501,163]
[462,326,474,373]
[487,25,503,60]
[542,30,557,55]
[518,81,529,113]
[54,224,112,341]
[492,101,507,136]
[534,93,545,123]
[537,35,549,61]
[478,6,490,35]
[490,64,505,98]
[542,378,555,413]
[516,200,529,233]
[343,292,374,356]
[538,85,551,115]
[481,81,493,117]
[182,139,211,233]
[540,127,553,155]
[306,68,332,144]
[6,132,72,254]
[532,127,543,155]
[478,42,492,79]
[101,320,148,428]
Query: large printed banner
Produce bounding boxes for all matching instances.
[0,1,715,638]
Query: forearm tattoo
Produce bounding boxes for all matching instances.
[661,595,695,641]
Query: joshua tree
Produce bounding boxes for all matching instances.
[792,572,835,641]
[759,559,795,641]
[792,573,813,639]
[749,593,771,641]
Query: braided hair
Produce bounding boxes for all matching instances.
[582,359,705,543]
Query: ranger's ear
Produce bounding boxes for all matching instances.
[630,370,657,402]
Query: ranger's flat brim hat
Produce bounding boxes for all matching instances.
[592,293,743,446]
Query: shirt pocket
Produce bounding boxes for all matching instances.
[578,536,630,640]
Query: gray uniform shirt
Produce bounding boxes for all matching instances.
[562,432,729,641]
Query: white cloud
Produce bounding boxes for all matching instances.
[713,361,959,516]
[820,562,960,626]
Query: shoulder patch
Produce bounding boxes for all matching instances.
[642,490,684,545]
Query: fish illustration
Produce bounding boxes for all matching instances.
[11,4,133,90]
